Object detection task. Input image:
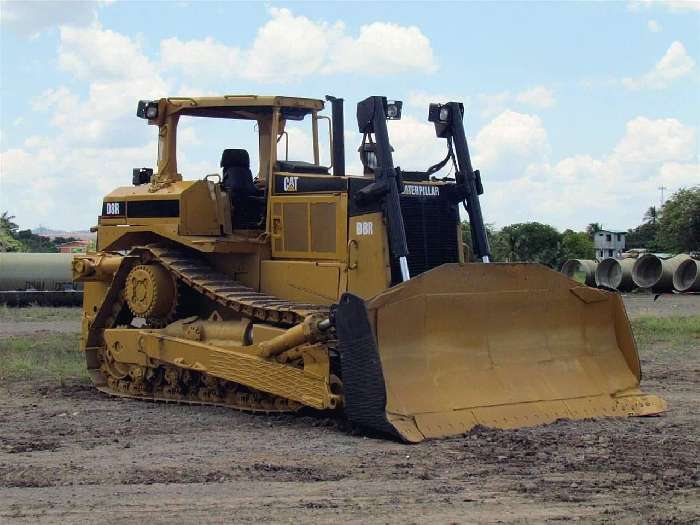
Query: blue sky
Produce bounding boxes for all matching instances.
[1,0,698,231]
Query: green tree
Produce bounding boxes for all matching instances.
[15,229,59,252]
[496,222,562,268]
[0,212,23,252]
[626,222,659,251]
[643,206,659,224]
[460,221,501,261]
[585,222,602,240]
[0,211,78,253]
[656,186,700,252]
[560,229,595,262]
[626,206,661,251]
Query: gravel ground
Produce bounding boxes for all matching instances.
[0,298,698,524]
[622,292,700,319]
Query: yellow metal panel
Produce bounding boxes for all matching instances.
[180,180,222,236]
[270,194,347,261]
[347,212,391,299]
[283,202,309,252]
[260,260,341,304]
[367,263,666,442]
[133,331,334,409]
[310,202,337,253]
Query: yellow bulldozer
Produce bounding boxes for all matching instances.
[73,94,665,442]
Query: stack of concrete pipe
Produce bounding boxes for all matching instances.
[560,259,598,286]
[0,252,82,306]
[632,253,691,293]
[673,257,700,292]
[595,257,636,292]
[561,253,699,293]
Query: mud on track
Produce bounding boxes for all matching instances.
[0,298,698,524]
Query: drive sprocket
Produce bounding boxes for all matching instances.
[124,263,177,325]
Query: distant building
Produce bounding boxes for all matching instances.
[57,240,91,254]
[594,230,626,260]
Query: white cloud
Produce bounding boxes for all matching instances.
[647,19,662,32]
[30,24,169,147]
[665,0,700,11]
[241,8,336,82]
[472,110,551,178]
[623,41,696,90]
[59,24,153,80]
[160,37,241,79]
[409,86,556,118]
[386,116,445,171]
[324,21,437,76]
[515,86,556,109]
[629,0,700,13]
[477,91,512,118]
[613,116,696,164]
[481,115,699,230]
[0,0,100,36]
[1,141,156,229]
[407,91,469,110]
[160,7,437,83]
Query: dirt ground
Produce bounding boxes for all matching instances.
[622,292,700,319]
[0,297,698,524]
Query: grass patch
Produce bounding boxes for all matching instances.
[0,333,87,383]
[632,316,700,350]
[0,305,82,322]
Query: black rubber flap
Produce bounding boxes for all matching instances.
[334,293,399,438]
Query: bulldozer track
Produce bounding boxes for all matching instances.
[141,245,329,327]
[85,244,331,415]
[95,381,301,414]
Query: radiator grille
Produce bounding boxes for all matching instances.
[390,195,460,284]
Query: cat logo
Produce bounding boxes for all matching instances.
[283,176,299,192]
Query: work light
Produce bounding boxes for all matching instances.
[385,100,402,120]
[137,100,159,120]
[429,103,451,123]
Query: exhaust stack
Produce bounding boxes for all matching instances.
[325,96,345,177]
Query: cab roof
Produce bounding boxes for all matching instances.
[164,95,323,111]
[157,95,324,121]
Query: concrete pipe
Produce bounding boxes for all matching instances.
[561,259,598,286]
[632,253,691,292]
[673,257,700,292]
[595,257,636,292]
[0,253,77,291]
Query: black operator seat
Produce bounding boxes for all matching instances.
[221,149,259,196]
[220,148,265,230]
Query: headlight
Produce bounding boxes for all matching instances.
[439,107,450,122]
[385,100,403,120]
[136,100,159,120]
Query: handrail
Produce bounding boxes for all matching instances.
[166,97,198,106]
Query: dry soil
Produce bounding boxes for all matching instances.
[0,296,698,524]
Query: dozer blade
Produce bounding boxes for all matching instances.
[335,263,666,443]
